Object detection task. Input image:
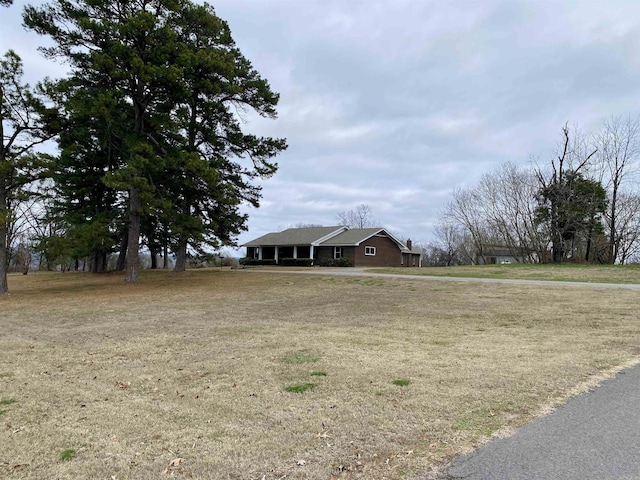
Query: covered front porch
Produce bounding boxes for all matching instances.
[246,245,314,264]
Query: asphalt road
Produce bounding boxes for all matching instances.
[445,364,640,479]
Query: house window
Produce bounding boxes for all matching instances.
[365,246,376,256]
[334,247,342,259]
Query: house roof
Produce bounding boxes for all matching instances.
[244,226,422,256]
[320,228,384,246]
[242,226,345,247]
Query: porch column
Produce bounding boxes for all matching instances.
[275,246,279,264]
[293,246,298,259]
[310,245,314,262]
[258,247,263,260]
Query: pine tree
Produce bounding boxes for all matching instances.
[25,0,286,281]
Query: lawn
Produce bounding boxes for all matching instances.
[368,263,640,284]
[1,268,639,479]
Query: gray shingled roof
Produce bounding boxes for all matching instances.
[243,226,423,254]
[320,228,384,246]
[242,226,344,246]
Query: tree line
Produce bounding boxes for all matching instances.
[0,0,287,293]
[427,119,640,266]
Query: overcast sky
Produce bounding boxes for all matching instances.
[3,0,640,247]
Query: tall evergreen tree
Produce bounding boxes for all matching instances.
[536,170,607,262]
[25,0,286,281]
[162,2,286,271]
[43,82,127,272]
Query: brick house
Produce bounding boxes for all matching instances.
[243,226,422,267]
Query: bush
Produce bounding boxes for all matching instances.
[318,257,351,267]
[239,258,277,266]
[335,257,351,267]
[280,258,313,266]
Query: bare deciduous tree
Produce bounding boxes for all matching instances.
[277,222,324,231]
[593,115,640,263]
[429,220,467,266]
[477,162,545,262]
[444,187,489,264]
[1,50,51,293]
[611,190,640,264]
[336,204,379,228]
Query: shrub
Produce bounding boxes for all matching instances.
[318,257,351,267]
[280,258,313,266]
[335,257,351,267]
[239,258,277,266]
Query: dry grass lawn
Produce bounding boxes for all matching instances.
[370,263,640,284]
[1,268,639,479]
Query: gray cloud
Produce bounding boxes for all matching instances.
[4,0,640,248]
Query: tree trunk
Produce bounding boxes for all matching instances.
[173,199,190,272]
[550,201,564,263]
[0,181,8,294]
[125,187,141,283]
[585,224,594,262]
[0,229,7,294]
[92,251,107,273]
[173,240,187,272]
[21,254,30,275]
[163,240,169,269]
[116,229,128,271]
[0,88,6,294]
[609,186,618,264]
[150,247,158,269]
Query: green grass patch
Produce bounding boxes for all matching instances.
[282,350,320,364]
[60,449,76,461]
[0,409,7,416]
[0,399,16,405]
[456,419,471,431]
[0,372,13,378]
[392,379,411,387]
[285,382,316,393]
[310,370,327,376]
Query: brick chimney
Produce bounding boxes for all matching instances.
[406,239,412,250]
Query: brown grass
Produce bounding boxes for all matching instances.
[1,269,639,479]
[369,263,640,284]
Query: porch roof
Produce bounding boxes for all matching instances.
[242,226,345,247]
